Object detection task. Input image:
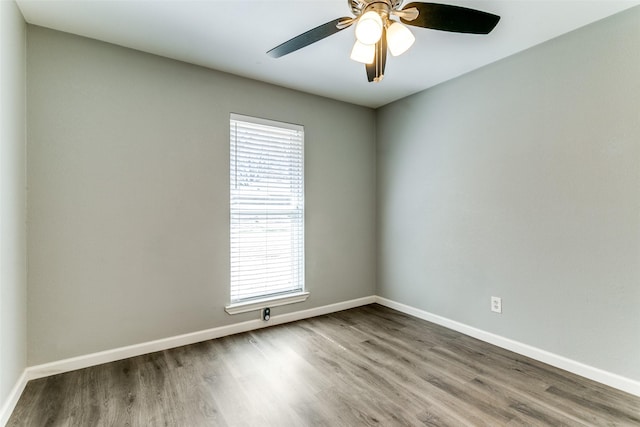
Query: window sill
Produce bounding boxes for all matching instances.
[225,291,310,315]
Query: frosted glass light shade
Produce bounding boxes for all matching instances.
[350,40,375,64]
[355,11,383,45]
[387,21,415,56]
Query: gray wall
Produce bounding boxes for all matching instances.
[0,0,27,411]
[377,7,640,381]
[27,26,376,365]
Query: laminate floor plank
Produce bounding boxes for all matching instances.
[8,304,640,426]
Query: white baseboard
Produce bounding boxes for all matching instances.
[6,292,636,424]
[375,296,640,397]
[0,370,28,427]
[25,295,376,381]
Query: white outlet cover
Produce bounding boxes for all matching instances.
[491,296,502,314]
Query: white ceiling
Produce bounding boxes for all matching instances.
[15,0,640,108]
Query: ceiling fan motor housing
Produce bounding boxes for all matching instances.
[351,0,397,18]
[351,1,419,30]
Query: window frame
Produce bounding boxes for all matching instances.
[225,113,309,315]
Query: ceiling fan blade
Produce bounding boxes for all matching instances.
[267,17,354,58]
[400,2,500,34]
[366,26,387,83]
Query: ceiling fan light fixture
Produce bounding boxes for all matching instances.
[387,21,415,56]
[355,11,383,45]
[350,40,375,64]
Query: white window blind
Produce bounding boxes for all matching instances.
[230,114,304,303]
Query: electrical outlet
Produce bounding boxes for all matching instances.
[491,296,502,314]
[262,307,271,321]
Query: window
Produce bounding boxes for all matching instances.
[227,114,307,313]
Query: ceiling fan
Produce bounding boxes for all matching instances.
[267,0,500,82]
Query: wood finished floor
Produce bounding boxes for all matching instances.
[8,304,640,426]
